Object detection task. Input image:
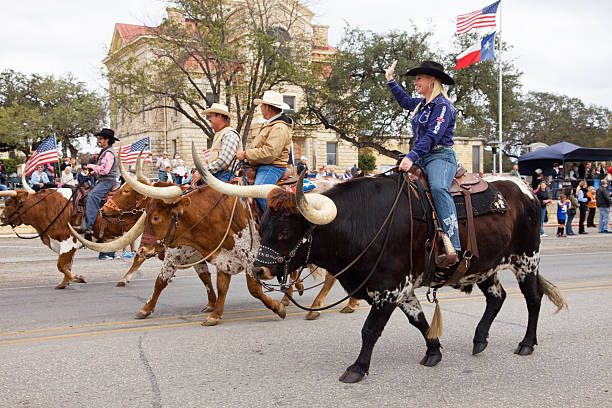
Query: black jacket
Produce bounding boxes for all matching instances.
[596,188,612,208]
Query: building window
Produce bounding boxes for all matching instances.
[283,95,296,111]
[205,92,216,106]
[326,142,337,166]
[172,139,177,157]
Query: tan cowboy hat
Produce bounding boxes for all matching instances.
[203,103,230,117]
[253,90,290,110]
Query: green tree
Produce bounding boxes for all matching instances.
[358,149,376,172]
[0,70,106,156]
[107,0,312,144]
[507,91,610,152]
[35,75,106,157]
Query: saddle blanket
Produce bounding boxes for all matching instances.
[453,185,508,220]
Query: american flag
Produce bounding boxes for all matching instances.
[118,137,153,164]
[24,135,60,176]
[456,1,500,34]
[203,148,211,161]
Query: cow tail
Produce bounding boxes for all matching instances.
[427,300,443,339]
[538,275,568,314]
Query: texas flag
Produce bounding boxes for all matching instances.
[455,32,496,70]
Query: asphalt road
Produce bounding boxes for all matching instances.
[0,233,611,408]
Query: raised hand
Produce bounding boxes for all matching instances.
[385,60,398,81]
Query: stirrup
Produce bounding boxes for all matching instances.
[435,251,458,268]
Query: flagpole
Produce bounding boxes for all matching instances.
[497,2,503,174]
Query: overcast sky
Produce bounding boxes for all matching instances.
[1,0,610,109]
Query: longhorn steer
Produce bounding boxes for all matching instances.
[212,171,568,383]
[0,181,145,289]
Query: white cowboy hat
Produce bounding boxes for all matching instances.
[203,103,231,117]
[253,90,290,110]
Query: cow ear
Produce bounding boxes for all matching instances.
[174,197,191,216]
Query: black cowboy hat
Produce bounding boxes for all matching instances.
[94,128,120,143]
[404,61,455,86]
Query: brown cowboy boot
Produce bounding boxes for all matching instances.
[435,232,459,268]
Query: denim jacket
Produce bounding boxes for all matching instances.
[388,80,456,162]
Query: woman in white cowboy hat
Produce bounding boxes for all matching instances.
[203,103,241,183]
[235,90,292,209]
[385,60,460,266]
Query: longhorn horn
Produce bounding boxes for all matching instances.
[191,141,277,199]
[0,190,18,197]
[118,150,181,204]
[135,149,151,185]
[295,170,337,225]
[21,165,35,194]
[68,212,147,252]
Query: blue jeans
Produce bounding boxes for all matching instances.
[0,184,7,192]
[86,178,117,230]
[213,170,233,183]
[254,165,285,210]
[540,207,547,235]
[566,211,576,234]
[552,180,559,199]
[598,207,610,232]
[418,147,460,251]
[158,169,167,182]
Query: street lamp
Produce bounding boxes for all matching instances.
[489,141,499,175]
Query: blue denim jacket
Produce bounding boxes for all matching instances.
[388,80,456,162]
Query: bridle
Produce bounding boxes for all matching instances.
[256,224,317,286]
[255,174,409,312]
[153,190,226,252]
[99,195,147,235]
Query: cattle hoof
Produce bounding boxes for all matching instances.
[201,306,214,313]
[296,283,304,296]
[472,341,488,355]
[305,311,320,320]
[339,366,367,383]
[277,303,287,319]
[55,282,69,290]
[513,343,534,356]
[339,306,356,314]
[74,275,86,283]
[419,352,442,367]
[135,310,151,319]
[201,317,220,326]
[116,281,126,287]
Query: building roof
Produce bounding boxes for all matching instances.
[116,23,151,44]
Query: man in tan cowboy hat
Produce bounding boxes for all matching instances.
[236,90,292,209]
[203,103,241,182]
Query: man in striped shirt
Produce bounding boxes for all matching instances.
[203,103,240,183]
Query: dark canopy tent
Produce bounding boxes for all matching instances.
[517,142,612,176]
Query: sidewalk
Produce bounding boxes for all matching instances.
[0,225,37,237]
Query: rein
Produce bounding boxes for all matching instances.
[1,189,75,240]
[154,191,226,252]
[173,196,239,269]
[258,175,407,312]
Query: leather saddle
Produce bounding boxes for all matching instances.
[71,181,121,216]
[407,164,487,274]
[450,166,488,196]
